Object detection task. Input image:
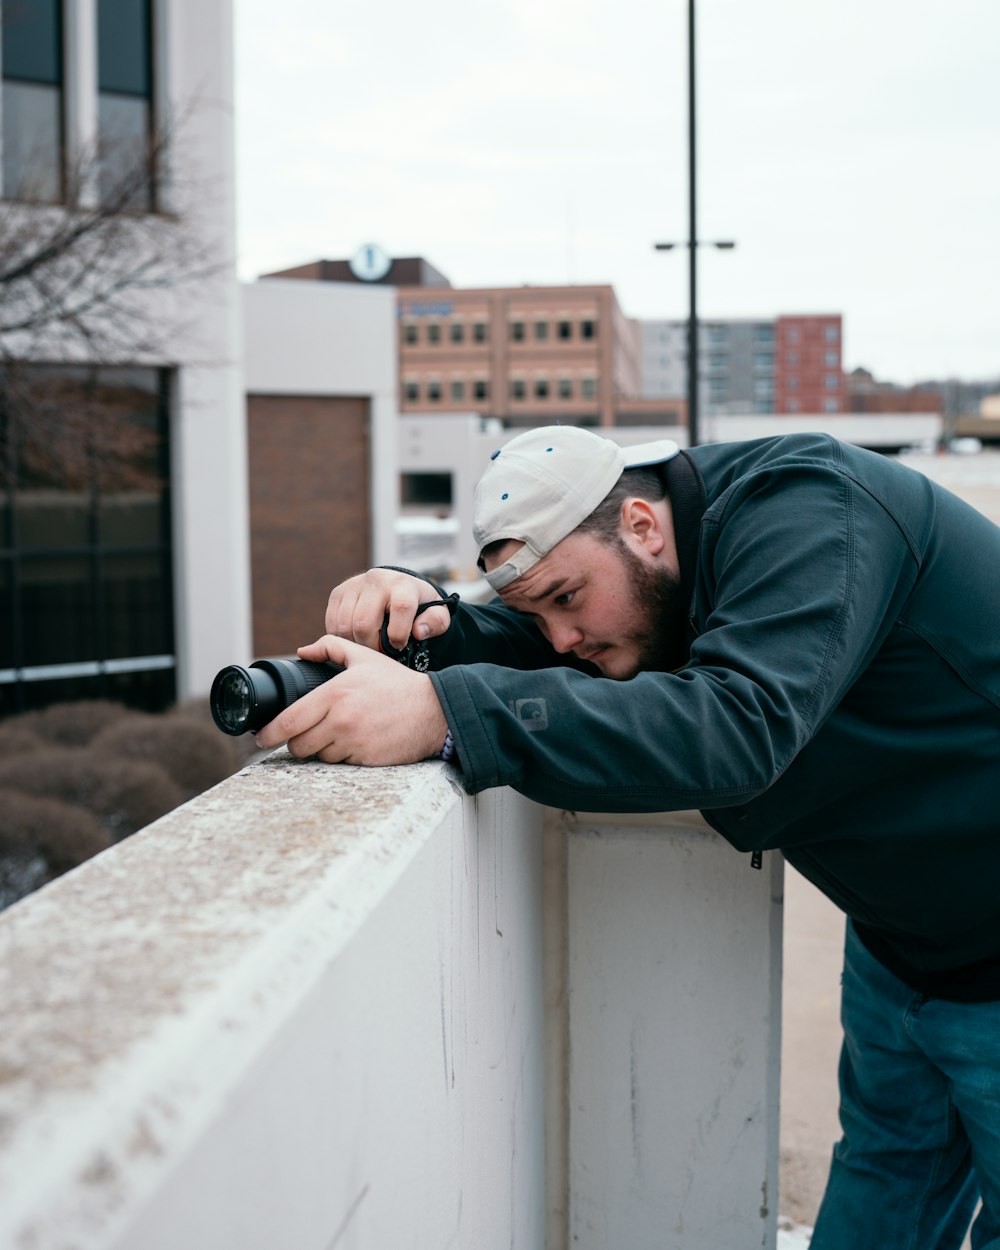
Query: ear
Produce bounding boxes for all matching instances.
[620,497,666,556]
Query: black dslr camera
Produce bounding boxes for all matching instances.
[210,617,432,737]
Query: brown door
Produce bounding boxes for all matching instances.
[247,394,371,656]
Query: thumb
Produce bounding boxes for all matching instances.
[411,604,453,642]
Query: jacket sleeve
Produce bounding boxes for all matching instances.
[430,464,923,811]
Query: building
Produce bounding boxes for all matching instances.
[774,314,844,415]
[0,0,248,716]
[641,318,778,416]
[264,255,646,430]
[641,315,844,417]
[241,278,398,655]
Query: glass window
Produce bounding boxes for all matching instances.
[581,320,596,340]
[558,320,572,340]
[581,376,596,399]
[426,323,441,344]
[824,324,839,342]
[98,0,154,210]
[404,380,419,402]
[825,374,840,389]
[450,323,464,344]
[401,473,453,507]
[510,321,525,342]
[450,379,464,401]
[558,378,572,399]
[404,324,418,345]
[510,378,526,401]
[754,326,775,344]
[786,327,800,342]
[534,378,549,399]
[2,0,64,202]
[0,363,174,714]
[824,398,839,413]
[473,379,488,401]
[534,321,548,341]
[825,351,839,367]
[426,379,441,401]
[473,321,487,342]
[754,353,774,371]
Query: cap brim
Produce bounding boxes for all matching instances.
[621,438,681,468]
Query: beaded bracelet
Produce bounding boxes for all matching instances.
[440,730,457,763]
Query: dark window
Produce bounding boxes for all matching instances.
[450,379,465,401]
[581,320,596,340]
[558,320,572,340]
[404,380,419,402]
[404,324,418,345]
[426,323,441,344]
[0,364,175,714]
[534,321,548,341]
[473,321,487,342]
[510,321,525,342]
[558,378,572,399]
[473,379,488,401]
[2,0,64,202]
[98,0,155,210]
[426,379,441,401]
[534,378,549,399]
[510,378,526,401]
[450,322,464,343]
[400,472,453,507]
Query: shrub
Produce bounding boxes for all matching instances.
[7,700,131,747]
[94,712,242,800]
[0,722,45,757]
[0,748,183,842]
[0,788,110,910]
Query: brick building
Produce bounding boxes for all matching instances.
[773,314,845,415]
[264,256,646,430]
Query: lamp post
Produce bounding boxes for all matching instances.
[653,0,735,448]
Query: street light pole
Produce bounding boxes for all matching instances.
[653,0,735,448]
[687,0,699,448]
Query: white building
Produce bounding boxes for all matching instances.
[0,0,249,713]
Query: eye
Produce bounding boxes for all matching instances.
[554,590,575,607]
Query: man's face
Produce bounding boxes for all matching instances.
[488,529,685,680]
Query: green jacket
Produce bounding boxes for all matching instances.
[429,434,1000,998]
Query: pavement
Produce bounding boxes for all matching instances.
[775,451,1000,1247]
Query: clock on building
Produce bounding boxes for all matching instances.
[349,243,392,282]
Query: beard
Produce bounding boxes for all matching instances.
[611,538,688,678]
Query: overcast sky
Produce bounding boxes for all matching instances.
[234,0,1000,386]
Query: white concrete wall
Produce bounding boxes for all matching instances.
[241,279,400,570]
[552,811,783,1250]
[163,0,250,700]
[0,759,546,1250]
[0,764,782,1249]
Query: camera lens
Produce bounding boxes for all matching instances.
[212,666,259,735]
[209,658,344,736]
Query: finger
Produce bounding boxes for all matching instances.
[411,603,453,642]
[325,574,364,637]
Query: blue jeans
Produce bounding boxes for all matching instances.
[811,922,1000,1250]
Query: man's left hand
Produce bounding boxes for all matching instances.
[254,635,448,766]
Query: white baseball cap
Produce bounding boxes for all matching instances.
[473,425,680,591]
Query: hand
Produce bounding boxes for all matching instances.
[325,568,454,656]
[254,635,449,767]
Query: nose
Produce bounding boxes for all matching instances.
[547,620,584,654]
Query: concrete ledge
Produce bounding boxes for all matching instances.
[0,753,546,1249]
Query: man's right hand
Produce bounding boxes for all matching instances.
[325,568,455,656]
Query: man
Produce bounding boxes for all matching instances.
[256,424,1000,1249]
